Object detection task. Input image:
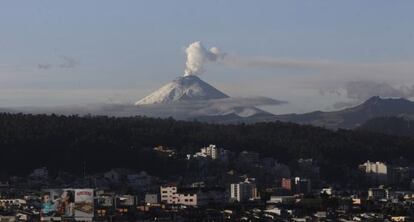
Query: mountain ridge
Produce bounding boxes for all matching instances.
[199,96,414,129]
[134,75,271,118]
[135,75,229,105]
[270,96,414,129]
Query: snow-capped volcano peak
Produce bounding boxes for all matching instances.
[135,75,229,105]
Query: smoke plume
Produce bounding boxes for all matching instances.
[183,41,350,75]
[184,41,223,76]
[184,41,414,79]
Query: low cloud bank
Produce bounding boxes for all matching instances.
[320,81,414,109]
[10,97,286,119]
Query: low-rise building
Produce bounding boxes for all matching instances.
[368,187,389,200]
[144,194,159,205]
[193,144,228,161]
[359,161,388,184]
[153,146,176,157]
[267,195,296,204]
[281,178,292,191]
[160,186,178,204]
[159,185,210,206]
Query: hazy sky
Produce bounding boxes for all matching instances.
[1,1,414,114]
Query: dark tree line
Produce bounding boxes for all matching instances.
[358,116,414,137]
[0,113,414,181]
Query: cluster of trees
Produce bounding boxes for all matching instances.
[1,113,414,181]
[358,116,414,137]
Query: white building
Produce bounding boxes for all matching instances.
[361,161,388,174]
[160,186,207,206]
[230,178,259,202]
[359,161,388,184]
[160,186,178,204]
[193,144,228,161]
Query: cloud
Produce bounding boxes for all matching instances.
[37,55,78,70]
[191,97,286,116]
[345,81,414,101]
[222,56,344,71]
[12,97,286,119]
[136,97,286,117]
[37,64,52,70]
[58,55,77,68]
[326,81,414,109]
[332,101,357,110]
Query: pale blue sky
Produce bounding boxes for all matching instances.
[1,1,414,113]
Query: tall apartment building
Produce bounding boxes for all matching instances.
[230,178,259,202]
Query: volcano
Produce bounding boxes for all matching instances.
[135,75,229,105]
[134,75,278,120]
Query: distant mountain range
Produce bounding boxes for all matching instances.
[4,75,414,130]
[199,96,414,129]
[273,96,414,129]
[135,75,414,129]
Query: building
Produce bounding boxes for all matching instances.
[410,179,414,190]
[174,190,206,206]
[359,161,388,184]
[145,194,159,205]
[230,178,259,202]
[388,166,411,185]
[267,196,295,204]
[0,199,26,207]
[116,195,136,207]
[294,177,312,195]
[160,186,178,204]
[274,163,291,178]
[368,187,389,200]
[0,180,9,189]
[159,186,208,206]
[153,146,176,157]
[96,193,114,207]
[281,178,292,191]
[321,187,333,196]
[193,144,228,161]
[296,159,320,180]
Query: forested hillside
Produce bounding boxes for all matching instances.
[0,113,413,180]
[358,117,414,137]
